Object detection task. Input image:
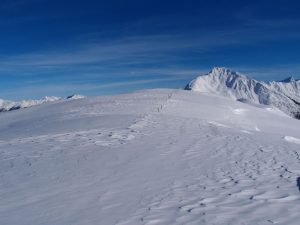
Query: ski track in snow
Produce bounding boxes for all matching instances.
[0,89,300,225]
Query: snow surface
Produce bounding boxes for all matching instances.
[185,67,300,118]
[1,89,300,225]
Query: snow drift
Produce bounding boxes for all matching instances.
[1,89,300,225]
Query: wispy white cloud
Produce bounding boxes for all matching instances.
[235,64,300,81]
[1,11,300,99]
[2,21,299,70]
[0,76,188,100]
[0,34,232,68]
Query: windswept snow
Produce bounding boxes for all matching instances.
[284,136,300,145]
[1,89,300,225]
[186,67,300,118]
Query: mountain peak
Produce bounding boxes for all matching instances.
[186,68,300,119]
[207,67,248,80]
[0,94,85,112]
[211,67,231,73]
[280,76,297,83]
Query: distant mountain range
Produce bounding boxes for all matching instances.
[185,67,300,119]
[2,68,300,120]
[0,94,84,112]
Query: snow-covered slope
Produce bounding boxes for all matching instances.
[185,67,300,119]
[1,89,300,225]
[0,94,84,112]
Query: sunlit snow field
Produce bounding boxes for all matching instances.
[1,89,300,225]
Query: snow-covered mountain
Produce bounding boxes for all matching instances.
[185,67,300,119]
[0,94,84,112]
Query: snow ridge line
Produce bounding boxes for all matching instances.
[128,91,177,133]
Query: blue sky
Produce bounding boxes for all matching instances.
[1,0,300,100]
